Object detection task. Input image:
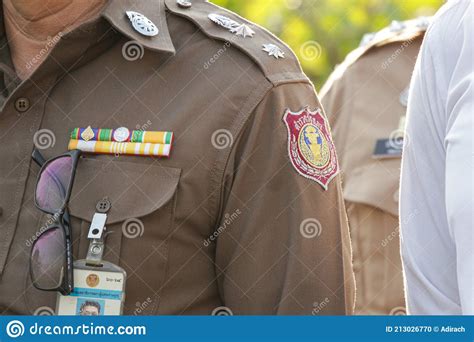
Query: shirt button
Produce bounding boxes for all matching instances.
[96,197,112,213]
[15,97,30,112]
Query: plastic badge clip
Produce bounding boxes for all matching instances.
[86,212,108,266]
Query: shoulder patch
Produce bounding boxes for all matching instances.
[283,107,339,190]
[164,0,309,86]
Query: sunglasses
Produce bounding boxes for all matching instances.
[29,149,81,295]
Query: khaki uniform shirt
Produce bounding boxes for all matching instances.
[320,18,429,315]
[0,0,354,315]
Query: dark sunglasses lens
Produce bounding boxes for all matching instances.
[30,227,66,290]
[36,156,73,213]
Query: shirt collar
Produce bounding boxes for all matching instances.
[0,0,175,96]
[102,0,175,55]
[0,0,176,56]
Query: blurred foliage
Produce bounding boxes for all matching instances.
[211,0,443,89]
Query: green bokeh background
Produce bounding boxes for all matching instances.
[211,0,443,88]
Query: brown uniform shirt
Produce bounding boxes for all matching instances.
[320,18,429,315]
[0,0,354,315]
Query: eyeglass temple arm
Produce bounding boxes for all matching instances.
[32,148,72,227]
[32,148,47,167]
[63,211,71,228]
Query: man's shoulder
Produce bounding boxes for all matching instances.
[423,0,472,56]
[165,0,309,86]
[353,17,430,67]
[320,17,430,97]
[358,17,430,50]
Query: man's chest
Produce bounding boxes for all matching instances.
[0,41,259,314]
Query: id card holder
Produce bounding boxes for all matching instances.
[56,259,126,316]
[56,212,126,315]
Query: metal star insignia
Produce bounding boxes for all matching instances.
[262,44,285,59]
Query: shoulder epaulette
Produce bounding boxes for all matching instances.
[165,0,310,86]
[360,17,431,48]
[345,17,431,68]
[320,17,431,98]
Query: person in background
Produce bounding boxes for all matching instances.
[320,17,430,315]
[400,0,473,315]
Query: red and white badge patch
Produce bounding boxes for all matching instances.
[283,107,339,190]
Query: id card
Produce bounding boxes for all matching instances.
[56,260,126,316]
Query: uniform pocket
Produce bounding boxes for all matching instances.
[67,157,181,315]
[343,160,400,217]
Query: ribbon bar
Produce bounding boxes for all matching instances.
[68,139,172,158]
[71,127,174,145]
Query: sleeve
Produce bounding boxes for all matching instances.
[400,1,474,315]
[444,5,474,314]
[215,81,355,315]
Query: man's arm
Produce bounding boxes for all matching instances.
[215,82,355,315]
[444,2,474,314]
[400,0,474,314]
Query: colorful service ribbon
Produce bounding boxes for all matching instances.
[71,127,174,145]
[68,139,172,158]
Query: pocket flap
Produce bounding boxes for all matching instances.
[343,161,400,217]
[68,158,181,224]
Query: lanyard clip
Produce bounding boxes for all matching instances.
[86,212,108,266]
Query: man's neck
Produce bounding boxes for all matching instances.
[3,0,108,79]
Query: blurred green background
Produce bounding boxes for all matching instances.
[211,0,443,88]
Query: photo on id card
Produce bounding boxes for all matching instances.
[56,260,126,315]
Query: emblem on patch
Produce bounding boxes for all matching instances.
[283,107,339,190]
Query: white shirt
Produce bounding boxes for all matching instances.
[400,0,474,315]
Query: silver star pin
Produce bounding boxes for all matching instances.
[389,20,406,32]
[208,13,240,30]
[126,11,159,37]
[230,23,255,38]
[263,44,285,59]
[359,32,375,47]
[416,16,431,29]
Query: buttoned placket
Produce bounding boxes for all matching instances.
[0,16,118,275]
